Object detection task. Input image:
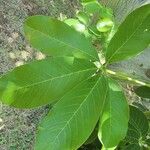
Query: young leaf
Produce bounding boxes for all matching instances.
[24,15,98,60]
[64,18,80,26]
[98,78,129,148]
[35,75,108,150]
[83,1,102,15]
[106,4,150,64]
[76,11,89,25]
[64,18,86,33]
[134,86,150,99]
[0,57,96,108]
[119,106,149,149]
[82,0,112,19]
[96,18,114,32]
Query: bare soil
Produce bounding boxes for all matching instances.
[0,0,78,149]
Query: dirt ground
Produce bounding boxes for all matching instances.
[0,0,149,150]
[0,0,79,149]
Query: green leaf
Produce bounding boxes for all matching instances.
[64,18,86,33]
[0,57,96,108]
[106,4,150,64]
[82,0,113,18]
[76,11,89,25]
[83,1,102,15]
[98,78,129,148]
[35,75,108,150]
[134,86,150,99]
[120,106,149,149]
[64,18,79,26]
[96,18,114,32]
[24,15,98,60]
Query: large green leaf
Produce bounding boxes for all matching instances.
[35,75,108,150]
[106,4,150,64]
[98,78,129,148]
[134,86,150,99]
[119,106,149,150]
[0,57,96,108]
[24,15,98,60]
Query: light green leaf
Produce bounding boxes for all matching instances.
[119,106,149,149]
[134,86,150,99]
[83,1,102,15]
[98,78,129,148]
[64,18,79,26]
[82,1,112,18]
[64,18,86,33]
[106,4,150,64]
[24,15,98,60]
[76,11,89,25]
[35,75,108,150]
[96,18,114,32]
[0,57,96,108]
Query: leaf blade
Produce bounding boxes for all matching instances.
[106,4,150,64]
[134,86,150,99]
[98,78,129,148]
[35,75,108,150]
[0,57,96,108]
[24,15,98,60]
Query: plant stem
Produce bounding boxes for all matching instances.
[105,69,150,87]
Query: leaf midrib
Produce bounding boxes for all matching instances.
[51,76,103,146]
[16,68,96,90]
[107,12,149,63]
[26,25,97,60]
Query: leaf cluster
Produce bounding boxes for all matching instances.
[0,0,150,149]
